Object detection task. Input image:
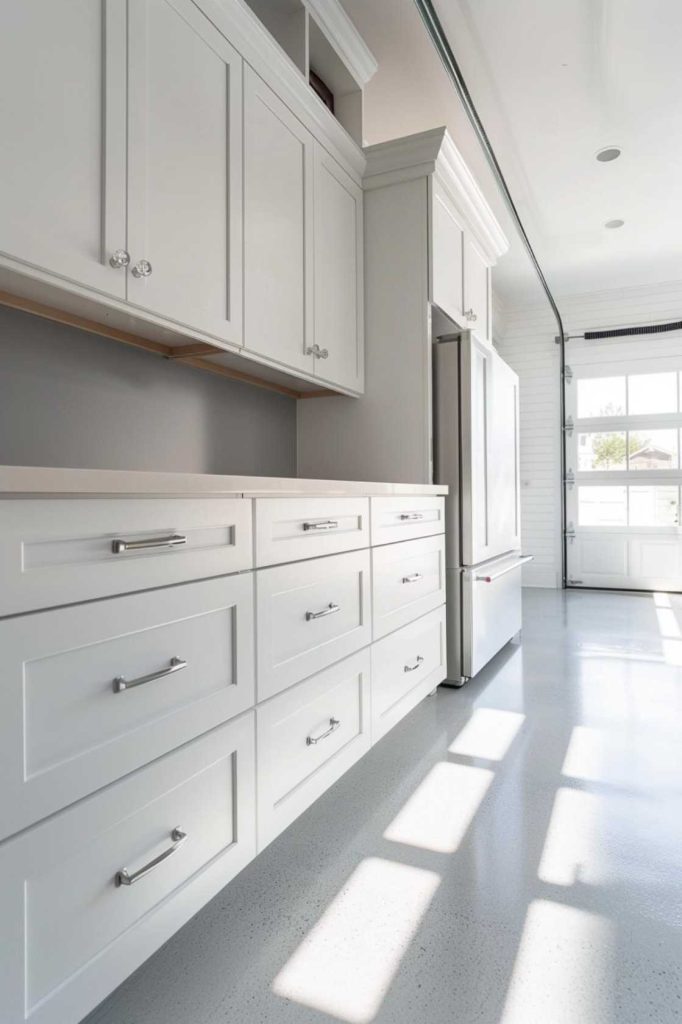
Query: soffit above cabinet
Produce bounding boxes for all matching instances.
[363,126,509,265]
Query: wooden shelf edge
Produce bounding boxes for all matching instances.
[0,289,337,401]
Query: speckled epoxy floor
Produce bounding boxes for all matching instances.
[84,589,682,1024]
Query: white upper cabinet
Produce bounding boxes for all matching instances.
[243,66,314,375]
[126,0,242,346]
[463,235,491,342]
[430,180,464,326]
[313,144,364,393]
[0,0,127,297]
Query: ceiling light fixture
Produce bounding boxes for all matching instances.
[596,146,622,162]
[605,219,625,229]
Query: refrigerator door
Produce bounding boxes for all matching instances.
[462,552,529,677]
[460,334,520,565]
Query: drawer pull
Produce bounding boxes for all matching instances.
[402,572,424,584]
[399,513,424,521]
[115,827,187,887]
[306,602,340,621]
[404,655,425,673]
[306,717,341,746]
[112,533,187,554]
[302,520,339,532]
[113,656,187,693]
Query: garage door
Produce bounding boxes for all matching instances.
[565,336,682,591]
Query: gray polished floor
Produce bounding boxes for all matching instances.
[85,589,682,1024]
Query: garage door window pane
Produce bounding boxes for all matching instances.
[628,372,677,415]
[578,486,627,526]
[628,486,679,527]
[577,377,625,418]
[578,432,626,471]
[628,429,678,470]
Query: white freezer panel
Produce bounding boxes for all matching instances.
[462,554,523,677]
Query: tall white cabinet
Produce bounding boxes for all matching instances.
[298,127,509,484]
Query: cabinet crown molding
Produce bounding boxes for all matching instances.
[303,0,378,88]
[363,127,509,264]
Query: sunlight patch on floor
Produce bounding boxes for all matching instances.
[538,787,602,887]
[500,899,614,1024]
[383,761,494,854]
[272,858,440,1024]
[448,707,525,761]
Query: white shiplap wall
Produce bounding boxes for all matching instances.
[494,279,682,588]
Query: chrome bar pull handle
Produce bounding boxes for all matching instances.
[115,828,187,887]
[475,555,533,583]
[402,572,424,584]
[112,533,187,554]
[399,512,424,521]
[302,520,339,532]
[404,655,424,673]
[113,656,187,693]
[306,718,340,746]
[306,603,340,621]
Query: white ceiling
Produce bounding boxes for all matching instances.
[341,0,682,306]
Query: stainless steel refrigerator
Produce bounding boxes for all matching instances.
[434,334,532,685]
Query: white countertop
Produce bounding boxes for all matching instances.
[0,465,447,498]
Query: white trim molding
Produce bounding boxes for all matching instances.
[303,0,378,88]
[363,127,509,265]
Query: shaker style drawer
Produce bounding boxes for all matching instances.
[0,713,256,1024]
[372,534,446,639]
[370,496,445,546]
[256,649,371,850]
[0,575,255,840]
[371,606,447,742]
[256,549,371,701]
[0,497,253,615]
[254,496,369,566]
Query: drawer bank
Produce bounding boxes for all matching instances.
[0,466,447,1024]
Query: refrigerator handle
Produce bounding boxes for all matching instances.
[475,555,533,583]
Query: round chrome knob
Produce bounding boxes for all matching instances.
[109,249,130,269]
[318,347,329,359]
[305,344,329,359]
[464,308,477,322]
[132,259,152,279]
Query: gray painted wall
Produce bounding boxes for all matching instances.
[0,306,297,476]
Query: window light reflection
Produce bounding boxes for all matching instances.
[448,707,525,761]
[538,787,602,887]
[272,858,440,1024]
[501,899,613,1023]
[384,762,494,854]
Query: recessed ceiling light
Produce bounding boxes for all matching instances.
[605,219,625,229]
[596,146,622,162]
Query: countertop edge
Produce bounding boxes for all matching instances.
[0,466,448,498]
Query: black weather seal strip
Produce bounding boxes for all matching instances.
[584,320,682,340]
[413,0,569,586]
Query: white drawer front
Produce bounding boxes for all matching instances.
[0,713,256,1024]
[257,649,371,849]
[0,497,253,615]
[372,535,446,639]
[371,606,447,742]
[0,576,255,841]
[371,496,445,546]
[254,496,369,566]
[256,549,371,700]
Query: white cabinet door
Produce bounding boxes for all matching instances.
[463,235,491,341]
[244,65,314,375]
[0,0,127,297]
[126,0,242,346]
[313,144,364,393]
[430,179,464,325]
